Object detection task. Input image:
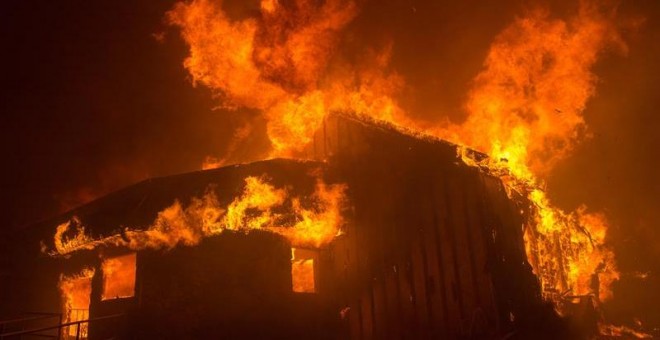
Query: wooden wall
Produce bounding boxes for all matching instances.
[310,113,540,339]
[1,115,545,339]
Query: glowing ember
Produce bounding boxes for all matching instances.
[101,253,137,300]
[45,175,346,255]
[599,323,652,339]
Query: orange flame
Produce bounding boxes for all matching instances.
[437,1,626,181]
[599,323,653,339]
[101,253,137,300]
[291,247,316,293]
[45,0,634,330]
[167,0,405,157]
[523,194,619,302]
[46,175,346,255]
[52,217,95,255]
[165,0,628,313]
[441,1,625,306]
[58,268,94,337]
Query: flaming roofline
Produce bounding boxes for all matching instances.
[38,110,487,234]
[33,159,328,250]
[33,112,495,260]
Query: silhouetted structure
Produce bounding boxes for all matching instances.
[1,113,568,339]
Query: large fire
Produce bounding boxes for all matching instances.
[166,0,626,321]
[167,0,406,157]
[435,1,624,306]
[45,0,648,336]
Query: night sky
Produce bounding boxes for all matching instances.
[1,0,659,329]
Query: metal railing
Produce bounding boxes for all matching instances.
[0,313,124,340]
[64,310,89,339]
[0,312,62,337]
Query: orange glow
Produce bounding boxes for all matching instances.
[101,253,137,300]
[271,178,346,247]
[599,323,652,339]
[52,217,95,255]
[439,2,625,180]
[441,1,624,308]
[522,195,619,303]
[222,176,287,232]
[167,0,405,158]
[44,1,633,332]
[291,247,315,293]
[201,123,254,170]
[46,175,346,255]
[58,268,93,337]
[165,0,626,315]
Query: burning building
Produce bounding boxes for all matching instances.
[1,0,644,338]
[1,113,582,339]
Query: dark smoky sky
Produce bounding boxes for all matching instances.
[1,0,659,327]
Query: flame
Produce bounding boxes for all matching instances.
[523,195,619,302]
[438,1,625,306]
[437,1,625,181]
[273,179,346,247]
[101,253,137,300]
[166,0,626,311]
[222,176,287,231]
[46,175,346,255]
[53,217,95,255]
[167,0,405,157]
[44,0,633,331]
[58,268,94,337]
[291,247,315,293]
[165,0,630,315]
